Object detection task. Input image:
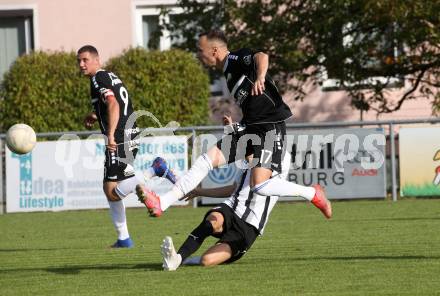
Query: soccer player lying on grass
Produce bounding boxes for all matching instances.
[160,153,328,271]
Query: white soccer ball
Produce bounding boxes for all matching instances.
[5,123,37,154]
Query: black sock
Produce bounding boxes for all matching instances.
[178,219,214,262]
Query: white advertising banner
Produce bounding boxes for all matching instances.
[6,136,188,213]
[285,128,386,199]
[198,127,386,204]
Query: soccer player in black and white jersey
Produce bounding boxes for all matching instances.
[160,149,292,270]
[77,45,146,248]
[136,30,332,220]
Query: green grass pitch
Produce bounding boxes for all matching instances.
[1,199,440,295]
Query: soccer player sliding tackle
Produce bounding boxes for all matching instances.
[160,155,288,271]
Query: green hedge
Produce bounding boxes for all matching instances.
[106,48,210,128]
[0,51,90,133]
[0,48,210,133]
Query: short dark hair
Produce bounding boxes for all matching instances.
[77,45,99,56]
[199,29,228,45]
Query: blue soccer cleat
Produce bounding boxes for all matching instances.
[151,157,177,184]
[111,237,134,248]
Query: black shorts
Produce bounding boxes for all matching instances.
[205,204,259,264]
[104,146,138,182]
[216,122,286,173]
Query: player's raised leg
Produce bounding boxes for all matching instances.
[251,167,332,219]
[137,145,226,217]
[249,124,332,219]
[137,157,177,217]
[143,156,177,183]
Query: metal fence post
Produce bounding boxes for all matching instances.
[191,128,198,208]
[0,138,4,214]
[389,123,398,201]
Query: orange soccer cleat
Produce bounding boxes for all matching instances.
[136,184,163,217]
[311,185,332,219]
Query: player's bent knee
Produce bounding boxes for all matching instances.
[207,146,226,167]
[200,254,220,267]
[107,191,121,202]
[103,184,121,201]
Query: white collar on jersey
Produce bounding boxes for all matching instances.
[222,52,230,73]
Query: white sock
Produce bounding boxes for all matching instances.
[108,200,130,240]
[160,187,186,211]
[253,178,316,201]
[160,154,213,211]
[115,172,145,198]
[143,167,156,180]
[182,256,201,266]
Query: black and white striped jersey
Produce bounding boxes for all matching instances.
[222,155,291,235]
[222,48,292,125]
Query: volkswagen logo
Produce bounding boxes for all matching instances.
[208,165,236,184]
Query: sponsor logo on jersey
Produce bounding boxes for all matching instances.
[228,54,239,60]
[108,72,122,86]
[236,89,249,105]
[243,55,252,65]
[231,75,249,105]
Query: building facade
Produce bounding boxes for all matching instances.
[0,0,436,124]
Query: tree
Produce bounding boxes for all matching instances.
[0,49,210,133]
[0,51,90,133]
[106,48,210,127]
[161,0,440,115]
